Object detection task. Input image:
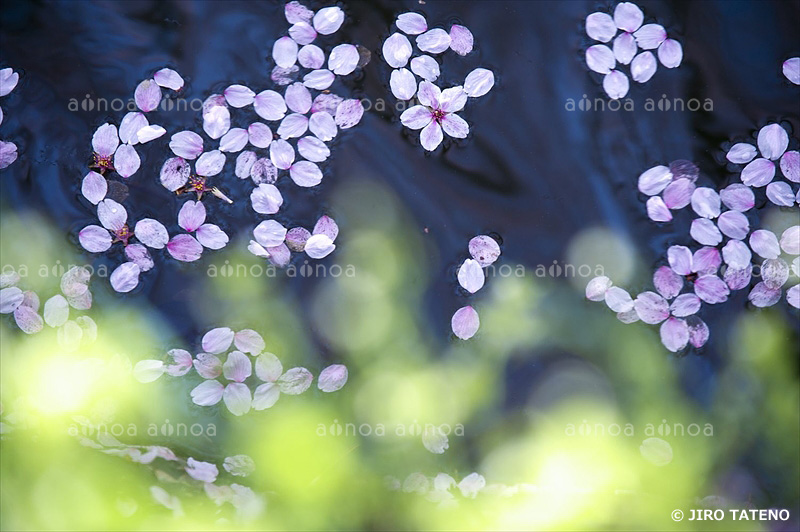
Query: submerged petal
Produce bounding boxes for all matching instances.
[318,364,348,392]
[449,24,473,56]
[748,282,781,308]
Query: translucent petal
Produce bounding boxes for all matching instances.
[451,305,479,340]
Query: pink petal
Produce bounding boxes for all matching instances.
[390,68,417,100]
[269,139,295,169]
[441,113,469,139]
[202,327,234,354]
[686,316,709,348]
[670,160,698,181]
[662,178,695,209]
[165,348,193,376]
[749,230,780,259]
[271,64,299,86]
[303,69,335,90]
[630,51,657,83]
[451,305,480,340]
[234,329,265,355]
[169,131,203,160]
[313,215,339,240]
[297,136,330,162]
[585,12,616,43]
[660,317,689,352]
[634,23,667,50]
[223,383,252,416]
[469,235,501,266]
[248,123,272,148]
[289,21,317,45]
[328,44,359,75]
[740,158,775,187]
[137,125,166,144]
[646,196,672,222]
[613,32,637,65]
[203,104,230,140]
[420,120,443,151]
[267,243,291,267]
[410,55,440,81]
[637,165,673,195]
[780,226,800,255]
[0,141,17,169]
[286,227,311,251]
[748,282,781,307]
[250,184,283,215]
[691,187,721,218]
[13,306,43,334]
[670,294,701,317]
[416,28,451,54]
[289,160,322,187]
[154,68,184,91]
[457,258,485,293]
[586,44,615,74]
[254,220,287,248]
[125,243,154,272]
[219,128,248,152]
[614,2,643,32]
[692,247,721,274]
[110,262,141,293]
[766,181,795,206]
[396,12,427,35]
[603,69,629,98]
[309,111,337,141]
[304,234,335,258]
[79,225,112,253]
[285,0,312,24]
[0,286,24,313]
[0,67,20,96]
[400,105,433,130]
[194,353,222,379]
[783,57,800,85]
[605,286,634,312]
[223,350,252,382]
[780,151,799,182]
[312,6,344,35]
[463,68,494,98]
[657,39,683,68]
[119,112,148,145]
[114,144,140,178]
[254,90,287,121]
[277,113,309,139]
[334,99,364,129]
[134,218,169,249]
[284,82,312,114]
[178,200,206,232]
[196,224,229,250]
[724,265,752,291]
[722,239,752,270]
[277,367,314,395]
[653,265,683,299]
[716,210,750,240]
[250,157,278,184]
[726,143,757,164]
[449,24,473,56]
[761,258,789,290]
[166,234,203,262]
[586,275,612,301]
[786,285,800,309]
[318,364,348,392]
[190,380,225,406]
[719,183,754,211]
[633,291,669,324]
[298,44,325,69]
[159,156,190,191]
[255,352,283,382]
[92,123,119,157]
[81,171,107,204]
[195,150,225,177]
[757,124,789,160]
[134,79,161,112]
[667,245,693,276]
[98,198,127,231]
[273,36,298,68]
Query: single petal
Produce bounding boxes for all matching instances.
[740,158,775,187]
[422,426,449,454]
[223,351,252,382]
[691,187,721,218]
[328,44,359,75]
[186,458,220,483]
[169,131,204,160]
[201,327,234,354]
[92,123,119,157]
[81,171,107,204]
[686,316,709,348]
[458,473,486,498]
[288,21,317,45]
[79,225,112,253]
[223,455,256,477]
[749,230,780,259]
[657,39,683,68]
[692,247,721,275]
[441,113,469,139]
[612,32,637,65]
[748,282,782,308]
[273,36,298,68]
[255,352,283,382]
[137,125,166,144]
[196,224,229,250]
[0,141,17,169]
[0,286,23,314]
[119,112,148,145]
[0,67,20,96]
[334,99,364,129]
[317,364,348,392]
[722,239,752,270]
[390,68,417,100]
[667,245,693,276]
[313,215,339,240]
[420,120,443,151]
[284,82,312,114]
[463,68,495,98]
[653,265,683,299]
[670,294,701,317]
[134,219,169,249]
[783,57,800,85]
[165,349,193,377]
[662,178,695,209]
[304,234,335,258]
[312,6,344,35]
[638,165,673,195]
[98,198,127,231]
[766,181,794,206]
[272,65,300,86]
[660,317,689,352]
[726,143,757,164]
[60,266,90,299]
[309,111,337,141]
[400,105,433,130]
[439,86,468,113]
[303,69,335,90]
[449,24,473,55]
[134,79,161,112]
[278,367,313,394]
[277,113,309,139]
[717,210,750,240]
[634,23,667,50]
[603,69,630,98]
[269,139,295,170]
[247,123,272,148]
[166,234,203,262]
[586,44,616,74]
[110,262,141,293]
[457,258,485,293]
[630,51,657,83]
[297,136,330,162]
[614,2,643,32]
[254,220,287,248]
[125,243,154,272]
[690,218,723,246]
[724,265,753,291]
[633,291,669,324]
[190,380,224,406]
[13,306,43,334]
[252,383,280,410]
[646,196,672,222]
[178,200,206,232]
[604,286,634,312]
[780,151,799,183]
[286,227,311,252]
[202,104,230,140]
[757,124,789,160]
[585,12,616,42]
[586,275,612,301]
[154,68,184,91]
[780,226,800,255]
[285,0,312,24]
[786,285,800,309]
[133,360,165,383]
[250,184,283,215]
[694,275,729,304]
[250,157,278,185]
[268,244,292,268]
[719,183,755,211]
[194,353,223,379]
[397,12,427,35]
[451,305,479,340]
[469,235,501,266]
[298,44,325,69]
[254,90,287,121]
[114,144,140,178]
[670,159,698,183]
[416,28,451,54]
[219,128,249,152]
[234,329,265,355]
[761,258,790,290]
[289,160,323,187]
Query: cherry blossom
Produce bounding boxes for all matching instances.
[166,200,229,262]
[0,66,20,169]
[400,81,468,151]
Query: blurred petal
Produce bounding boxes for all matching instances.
[317,364,348,392]
[748,282,781,307]
[252,383,280,410]
[223,351,252,382]
[451,305,479,339]
[125,243,154,272]
[166,349,193,377]
[724,265,753,291]
[234,329,265,355]
[686,316,709,348]
[255,352,283,382]
[285,0,312,24]
[586,275,612,301]
[286,227,311,252]
[186,457,219,483]
[780,226,799,255]
[13,306,43,334]
[194,353,223,379]
[202,327,234,354]
[134,360,164,383]
[278,367,313,394]
[761,258,789,290]
[250,157,278,185]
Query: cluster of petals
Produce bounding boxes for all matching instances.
[166,200,230,263]
[134,327,348,416]
[248,214,339,267]
[451,235,501,340]
[383,12,494,151]
[0,67,20,169]
[389,471,486,505]
[1,266,97,346]
[585,2,682,99]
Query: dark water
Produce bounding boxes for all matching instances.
[1,0,799,461]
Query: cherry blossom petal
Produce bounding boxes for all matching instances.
[586,44,615,74]
[273,36,298,68]
[603,69,629,99]
[719,183,755,211]
[313,215,338,240]
[289,21,317,45]
[169,131,203,159]
[692,247,721,274]
[780,226,799,255]
[400,105,433,130]
[441,113,469,139]
[81,171,107,205]
[178,200,206,232]
[203,105,230,140]
[468,235,501,267]
[254,90,287,121]
[451,305,479,340]
[766,181,794,206]
[134,360,164,383]
[328,44,359,75]
[269,139,294,170]
[660,317,689,352]
[134,219,169,249]
[670,160,698,182]
[724,265,752,291]
[762,258,789,289]
[586,275,612,301]
[585,12,616,43]
[783,57,800,84]
[193,150,223,177]
[250,157,278,185]
[269,245,291,267]
[253,383,280,410]
[390,68,416,100]
[134,79,161,112]
[309,111,337,141]
[694,275,729,304]
[416,80,440,108]
[449,24,473,55]
[662,178,695,209]
[420,120,443,151]
[125,243,154,272]
[218,128,248,153]
[166,234,203,262]
[722,239,752,270]
[298,44,325,69]
[757,124,789,161]
[646,196,672,222]
[196,224,228,250]
[165,349,193,377]
[0,141,17,169]
[0,67,20,96]
[727,143,757,164]
[780,151,799,182]
[119,112,148,145]
[0,286,24,314]
[286,227,311,251]
[657,39,683,68]
[671,294,701,317]
[138,125,166,144]
[638,165,672,195]
[409,55,439,82]
[634,23,666,50]
[284,82,312,114]
[114,144,140,178]
[318,364,348,392]
[92,123,119,157]
[223,351,252,382]
[255,352,283,383]
[154,68,184,90]
[78,225,112,253]
[653,265,683,299]
[254,220,287,248]
[303,69,335,90]
[613,2,643,32]
[250,184,283,215]
[396,12,427,34]
[689,218,722,246]
[305,234,335,258]
[667,245,692,276]
[191,380,224,406]
[740,158,775,187]
[13,306,43,334]
[748,282,781,307]
[277,113,309,139]
[686,316,709,348]
[285,1,312,24]
[289,161,322,187]
[691,187,721,218]
[605,286,634,312]
[457,259,484,293]
[630,51,657,83]
[748,230,780,259]
[633,291,669,324]
[716,210,749,240]
[278,367,313,394]
[313,6,344,35]
[612,32,637,65]
[272,65,299,86]
[786,285,800,308]
[110,262,141,293]
[98,198,127,231]
[245,123,271,149]
[194,353,222,379]
[334,99,364,129]
[464,68,495,98]
[297,136,330,162]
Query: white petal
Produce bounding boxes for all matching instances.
[396,12,427,35]
[630,52,657,83]
[603,70,629,99]
[410,55,440,81]
[457,259,485,293]
[390,68,417,100]
[586,44,616,74]
[312,6,344,35]
[328,44,359,75]
[272,36,298,68]
[416,28,451,54]
[383,33,413,68]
